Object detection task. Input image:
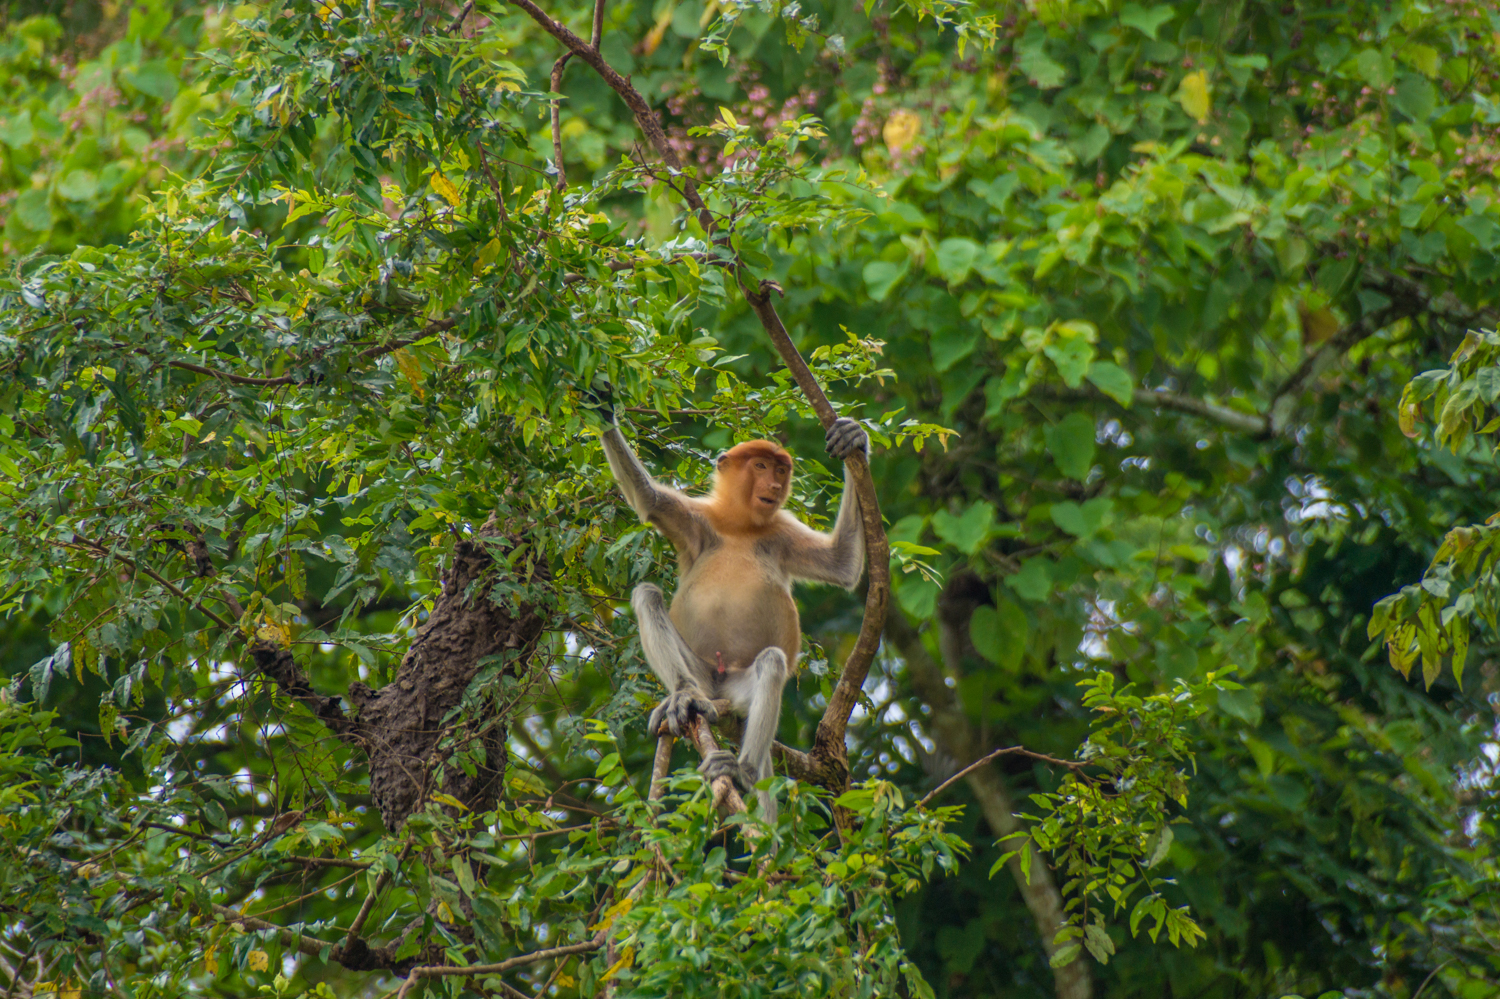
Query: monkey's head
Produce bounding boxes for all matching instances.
[714,440,793,527]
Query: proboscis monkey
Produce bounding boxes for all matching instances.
[600,407,868,821]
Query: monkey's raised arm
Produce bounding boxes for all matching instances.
[601,426,709,556]
[784,418,868,589]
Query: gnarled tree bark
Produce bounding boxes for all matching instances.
[346,520,549,829]
[252,517,548,832]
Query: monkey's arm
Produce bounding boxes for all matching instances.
[785,418,868,588]
[601,426,708,555]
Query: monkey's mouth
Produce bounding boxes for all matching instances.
[756,495,779,508]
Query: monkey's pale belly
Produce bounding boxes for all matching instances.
[669,584,799,671]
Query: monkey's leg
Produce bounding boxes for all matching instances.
[632,583,719,737]
[702,646,788,823]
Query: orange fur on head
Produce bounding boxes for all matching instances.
[709,439,793,529]
[717,440,793,473]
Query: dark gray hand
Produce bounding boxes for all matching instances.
[648,688,719,738]
[580,377,619,424]
[825,417,870,460]
[698,750,757,796]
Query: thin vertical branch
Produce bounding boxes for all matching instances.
[547,0,608,192]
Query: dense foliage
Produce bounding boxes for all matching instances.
[2,0,1498,997]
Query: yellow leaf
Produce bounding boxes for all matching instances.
[437,899,454,922]
[1175,70,1211,123]
[601,946,635,981]
[882,109,921,152]
[255,617,289,645]
[393,348,425,399]
[589,896,634,931]
[477,237,502,270]
[204,947,219,975]
[556,975,576,988]
[315,3,338,21]
[1298,301,1340,344]
[719,105,739,127]
[430,172,461,207]
[247,950,269,972]
[199,431,216,443]
[431,792,469,811]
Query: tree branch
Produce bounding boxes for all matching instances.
[163,318,459,389]
[210,903,332,960]
[446,0,474,32]
[249,640,365,744]
[397,935,606,999]
[918,744,1089,810]
[548,0,606,191]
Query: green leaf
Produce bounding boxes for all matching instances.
[1458,213,1500,252]
[932,502,995,554]
[1044,411,1096,480]
[1044,336,1094,388]
[0,109,34,148]
[1083,924,1116,963]
[863,259,910,302]
[935,237,981,285]
[1049,943,1082,968]
[122,60,180,100]
[58,169,99,201]
[1050,497,1110,537]
[1175,71,1212,122]
[1119,3,1174,40]
[1144,825,1173,868]
[1085,360,1134,407]
[1018,35,1068,89]
[970,599,1028,670]
[930,330,981,373]
[1356,49,1393,88]
[13,189,52,231]
[1393,74,1437,122]
[1006,558,1053,602]
[897,576,940,619]
[1450,614,1468,690]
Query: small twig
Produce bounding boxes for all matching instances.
[548,52,573,191]
[137,821,233,846]
[71,535,235,631]
[210,902,331,959]
[446,0,474,32]
[286,854,375,870]
[345,868,392,947]
[397,935,607,999]
[547,0,605,192]
[1412,959,1456,999]
[919,745,1090,810]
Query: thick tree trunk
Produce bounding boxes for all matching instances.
[888,578,1091,999]
[343,521,548,829]
[253,516,548,832]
